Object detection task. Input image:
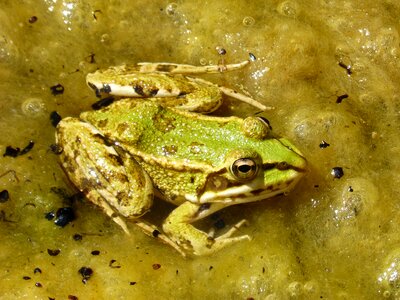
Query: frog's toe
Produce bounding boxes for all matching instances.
[191,234,251,256]
[113,215,130,234]
[214,234,251,245]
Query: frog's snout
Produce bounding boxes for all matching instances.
[277,138,307,171]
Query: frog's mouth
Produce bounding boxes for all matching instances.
[188,165,306,205]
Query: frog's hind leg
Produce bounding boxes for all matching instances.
[162,202,250,256]
[138,60,272,111]
[185,77,272,111]
[217,84,274,111]
[56,117,154,232]
[137,60,250,74]
[173,75,272,113]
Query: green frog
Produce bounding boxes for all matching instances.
[55,59,307,256]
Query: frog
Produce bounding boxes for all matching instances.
[55,59,307,256]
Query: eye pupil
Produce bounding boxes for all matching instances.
[238,164,252,173]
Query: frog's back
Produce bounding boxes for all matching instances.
[81,99,245,168]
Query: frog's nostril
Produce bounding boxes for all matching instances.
[276,162,289,170]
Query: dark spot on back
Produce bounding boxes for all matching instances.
[97,119,108,128]
[116,191,128,204]
[92,133,114,147]
[134,85,145,96]
[109,153,124,166]
[117,122,129,135]
[150,89,159,96]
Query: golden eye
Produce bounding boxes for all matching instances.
[230,158,258,181]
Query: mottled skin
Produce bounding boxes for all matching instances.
[56,60,307,256]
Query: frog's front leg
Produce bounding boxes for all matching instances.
[162,202,250,256]
[56,117,153,232]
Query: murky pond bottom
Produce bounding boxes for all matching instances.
[0,1,399,299]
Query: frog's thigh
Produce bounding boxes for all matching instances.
[56,117,153,229]
[162,202,250,256]
[137,60,250,74]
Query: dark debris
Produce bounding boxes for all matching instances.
[50,111,62,127]
[79,267,93,284]
[54,207,75,227]
[50,84,64,95]
[0,190,9,203]
[3,141,34,158]
[331,167,344,179]
[47,249,61,256]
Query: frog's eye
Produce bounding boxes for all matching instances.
[230,158,258,181]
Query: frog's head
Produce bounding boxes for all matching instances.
[198,118,307,204]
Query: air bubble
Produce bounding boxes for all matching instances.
[242,16,255,27]
[0,35,18,63]
[277,1,299,18]
[21,98,46,117]
[303,280,320,296]
[100,33,110,43]
[382,290,391,298]
[377,249,400,297]
[288,281,302,296]
[199,58,207,65]
[265,293,278,300]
